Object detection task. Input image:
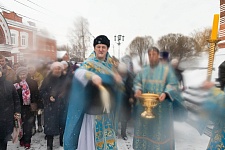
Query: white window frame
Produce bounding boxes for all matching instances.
[11,33,16,45]
[10,30,19,46]
[21,35,26,46]
[20,32,28,48]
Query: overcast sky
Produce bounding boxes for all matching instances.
[0,0,220,57]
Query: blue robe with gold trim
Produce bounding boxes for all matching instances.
[133,63,183,150]
[63,52,122,150]
[201,88,225,150]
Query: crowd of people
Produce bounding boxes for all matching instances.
[0,35,224,150]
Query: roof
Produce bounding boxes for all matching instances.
[57,51,67,59]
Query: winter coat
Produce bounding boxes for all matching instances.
[219,61,225,90]
[40,73,65,135]
[0,76,21,140]
[120,73,135,121]
[3,65,16,82]
[29,72,44,89]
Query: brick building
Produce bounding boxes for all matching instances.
[0,11,57,64]
[219,0,225,48]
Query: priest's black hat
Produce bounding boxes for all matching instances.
[93,35,110,48]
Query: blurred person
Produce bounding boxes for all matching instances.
[61,61,69,75]
[112,56,120,69]
[200,81,225,149]
[28,65,44,133]
[39,62,65,150]
[5,58,12,67]
[13,63,21,72]
[159,50,169,64]
[64,35,122,150]
[121,55,134,75]
[171,58,184,90]
[61,60,73,78]
[218,61,225,90]
[133,47,184,150]
[0,54,16,82]
[14,67,39,149]
[59,60,74,146]
[117,62,135,140]
[71,62,79,74]
[37,62,52,78]
[28,65,44,89]
[0,67,21,150]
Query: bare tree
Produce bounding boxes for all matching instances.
[191,27,211,52]
[157,33,201,61]
[69,16,91,60]
[128,36,154,66]
[57,45,70,51]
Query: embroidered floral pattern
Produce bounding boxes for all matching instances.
[95,114,117,150]
[207,123,225,150]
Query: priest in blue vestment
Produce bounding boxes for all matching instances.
[133,47,183,150]
[63,35,122,150]
[200,81,225,150]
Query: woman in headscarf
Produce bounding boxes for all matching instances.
[14,67,39,149]
[39,62,65,150]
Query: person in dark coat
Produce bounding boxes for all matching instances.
[218,61,225,90]
[117,62,135,140]
[171,58,184,90]
[0,68,21,150]
[14,67,39,149]
[39,62,65,150]
[59,61,73,146]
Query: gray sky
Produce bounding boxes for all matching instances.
[0,0,220,57]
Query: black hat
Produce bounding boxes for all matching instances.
[159,51,169,59]
[93,35,110,48]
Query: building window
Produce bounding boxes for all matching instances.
[21,35,26,46]
[20,32,28,48]
[10,30,19,46]
[11,33,16,45]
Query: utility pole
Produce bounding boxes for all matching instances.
[114,35,124,60]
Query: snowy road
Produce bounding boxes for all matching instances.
[7,121,210,150]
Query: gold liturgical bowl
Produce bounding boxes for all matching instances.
[138,93,159,119]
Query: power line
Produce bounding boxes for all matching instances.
[27,0,47,10]
[14,0,45,14]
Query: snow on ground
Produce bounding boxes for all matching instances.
[7,121,210,150]
[174,121,209,150]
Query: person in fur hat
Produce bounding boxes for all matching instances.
[14,67,39,149]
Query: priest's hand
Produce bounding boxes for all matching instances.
[92,74,102,86]
[159,93,166,102]
[129,98,134,104]
[201,80,214,90]
[134,90,142,98]
[114,73,122,83]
